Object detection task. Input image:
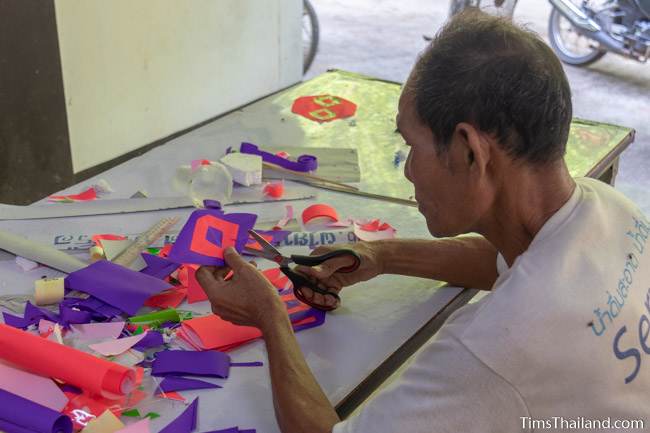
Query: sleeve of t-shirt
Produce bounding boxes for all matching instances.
[332,330,530,433]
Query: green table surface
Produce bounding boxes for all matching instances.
[253,69,634,201]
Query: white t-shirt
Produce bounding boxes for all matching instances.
[334,178,650,432]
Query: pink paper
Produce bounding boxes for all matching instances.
[115,418,151,433]
[89,333,147,356]
[70,322,126,341]
[38,319,57,336]
[0,361,69,411]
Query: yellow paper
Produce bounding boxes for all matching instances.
[82,410,125,433]
[34,277,65,306]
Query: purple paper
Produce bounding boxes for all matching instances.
[167,208,257,266]
[2,313,33,329]
[159,397,198,433]
[152,350,231,378]
[2,302,60,330]
[203,429,239,433]
[230,362,264,367]
[158,376,222,393]
[59,306,92,326]
[239,430,256,433]
[0,388,72,433]
[65,260,172,315]
[140,253,180,280]
[290,308,326,333]
[240,142,317,172]
[132,330,165,351]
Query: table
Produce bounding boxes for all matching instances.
[0,70,635,432]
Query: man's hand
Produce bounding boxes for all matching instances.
[196,247,285,330]
[294,241,384,309]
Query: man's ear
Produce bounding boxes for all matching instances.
[450,122,490,177]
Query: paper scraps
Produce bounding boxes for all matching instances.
[220,153,263,186]
[353,219,396,241]
[140,253,180,280]
[0,388,73,433]
[159,397,198,433]
[81,409,124,433]
[48,187,98,203]
[144,286,187,309]
[273,205,294,230]
[116,418,151,433]
[65,260,172,315]
[89,333,147,357]
[70,322,126,341]
[157,376,221,393]
[240,142,317,172]
[291,94,357,123]
[15,256,39,271]
[167,208,257,266]
[0,361,69,411]
[152,350,231,378]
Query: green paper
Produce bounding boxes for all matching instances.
[145,412,160,419]
[134,326,144,335]
[147,247,161,255]
[122,409,141,417]
[128,308,180,326]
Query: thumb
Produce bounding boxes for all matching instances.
[223,247,249,271]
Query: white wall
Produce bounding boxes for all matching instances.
[54,0,302,173]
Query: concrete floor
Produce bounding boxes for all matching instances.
[305,0,650,214]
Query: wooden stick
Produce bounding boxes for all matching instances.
[289,179,418,207]
[262,162,359,191]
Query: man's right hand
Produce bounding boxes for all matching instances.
[293,241,384,309]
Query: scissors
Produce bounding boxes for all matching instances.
[243,229,361,311]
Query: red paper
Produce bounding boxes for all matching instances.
[302,203,339,225]
[0,324,136,398]
[48,187,98,202]
[144,287,187,309]
[291,95,357,123]
[189,214,240,259]
[263,182,284,198]
[178,265,207,304]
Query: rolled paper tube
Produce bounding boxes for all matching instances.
[301,203,339,225]
[129,308,180,326]
[240,142,317,172]
[34,277,65,306]
[0,324,136,398]
[0,388,73,433]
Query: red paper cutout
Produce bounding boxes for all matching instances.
[189,215,239,259]
[291,95,357,123]
[302,203,339,225]
[48,187,98,203]
[91,234,127,247]
[263,182,284,198]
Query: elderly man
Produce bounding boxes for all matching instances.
[197,10,650,433]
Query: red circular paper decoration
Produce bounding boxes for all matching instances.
[291,95,357,123]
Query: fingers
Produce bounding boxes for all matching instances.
[224,247,251,271]
[196,266,231,284]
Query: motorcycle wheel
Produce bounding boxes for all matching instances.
[548,7,606,66]
[302,0,319,74]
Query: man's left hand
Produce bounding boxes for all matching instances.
[196,247,285,329]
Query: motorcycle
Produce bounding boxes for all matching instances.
[449,0,518,17]
[548,0,650,66]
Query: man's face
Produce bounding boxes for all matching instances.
[397,91,491,238]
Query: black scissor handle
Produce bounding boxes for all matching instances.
[281,266,340,312]
[290,249,361,273]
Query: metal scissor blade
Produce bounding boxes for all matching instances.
[247,230,284,263]
[243,246,277,261]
